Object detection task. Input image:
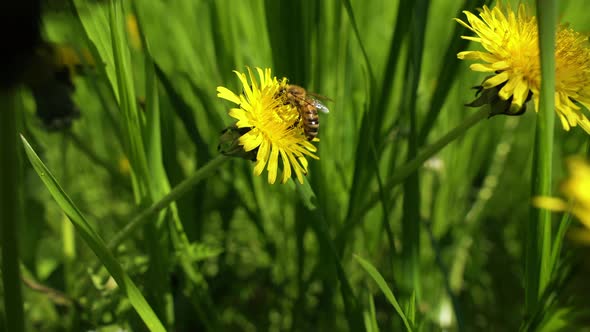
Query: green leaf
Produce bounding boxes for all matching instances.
[355,254,413,332]
[526,0,557,316]
[363,293,380,332]
[1,87,25,332]
[20,135,166,332]
[407,291,416,325]
[294,180,317,210]
[72,0,119,101]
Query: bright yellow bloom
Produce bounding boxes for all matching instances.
[456,3,590,133]
[217,67,319,184]
[533,157,590,228]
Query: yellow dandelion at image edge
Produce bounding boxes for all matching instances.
[456,2,590,134]
[217,67,319,184]
[533,157,590,229]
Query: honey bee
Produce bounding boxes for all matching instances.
[282,84,330,141]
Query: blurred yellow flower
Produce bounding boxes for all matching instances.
[533,157,590,228]
[119,156,131,176]
[126,14,142,50]
[456,3,590,133]
[217,67,318,184]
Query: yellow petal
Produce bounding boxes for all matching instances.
[217,86,241,105]
[267,144,280,184]
[241,131,263,151]
[288,152,304,184]
[229,108,248,122]
[253,140,270,176]
[470,63,496,72]
[497,77,517,100]
[279,149,291,184]
[234,70,253,101]
[531,196,568,211]
[511,79,530,107]
[483,72,510,88]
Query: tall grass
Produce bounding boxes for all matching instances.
[4,0,590,331]
[1,91,25,332]
[526,0,557,317]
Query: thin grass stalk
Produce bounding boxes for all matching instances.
[21,135,167,331]
[109,1,149,200]
[417,0,492,145]
[526,0,557,314]
[340,0,381,246]
[400,0,429,298]
[108,155,230,250]
[337,108,489,245]
[310,214,363,331]
[301,109,490,327]
[61,212,78,329]
[375,0,414,115]
[0,90,25,332]
[59,137,78,329]
[424,219,464,331]
[109,2,174,325]
[370,143,395,260]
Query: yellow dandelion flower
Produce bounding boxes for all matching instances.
[456,2,590,133]
[217,67,319,184]
[533,157,590,228]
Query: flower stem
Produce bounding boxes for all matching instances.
[0,89,25,332]
[526,0,557,315]
[108,155,229,250]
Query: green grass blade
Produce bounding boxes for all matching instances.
[0,91,25,332]
[355,255,413,332]
[526,0,557,315]
[374,0,414,117]
[370,143,395,256]
[72,0,119,101]
[108,155,230,250]
[308,212,363,331]
[363,293,380,332]
[153,63,210,159]
[354,108,488,222]
[341,0,375,88]
[109,2,174,324]
[549,213,572,279]
[340,0,378,226]
[20,135,166,332]
[109,1,150,197]
[139,10,221,328]
[400,0,429,298]
[407,291,416,326]
[264,0,309,82]
[417,0,492,145]
[294,180,317,210]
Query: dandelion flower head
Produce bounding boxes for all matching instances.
[456,2,590,133]
[217,67,319,184]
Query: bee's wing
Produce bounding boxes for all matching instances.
[308,92,334,103]
[312,99,330,114]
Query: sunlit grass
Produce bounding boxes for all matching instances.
[3,0,590,331]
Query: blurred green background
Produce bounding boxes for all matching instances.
[5,0,590,330]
